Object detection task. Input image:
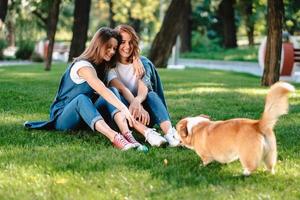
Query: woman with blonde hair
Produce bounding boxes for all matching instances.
[25,27,137,151]
[106,24,180,147]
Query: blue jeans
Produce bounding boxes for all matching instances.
[113,90,170,127]
[55,88,119,131]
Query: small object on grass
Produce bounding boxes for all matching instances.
[164,159,168,166]
[137,145,149,153]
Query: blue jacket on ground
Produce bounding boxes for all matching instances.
[140,56,168,111]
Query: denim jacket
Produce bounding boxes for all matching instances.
[140,56,168,111]
[24,61,96,129]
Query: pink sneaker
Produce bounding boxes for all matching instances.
[113,134,135,151]
[123,131,141,148]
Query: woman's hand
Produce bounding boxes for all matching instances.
[139,108,150,125]
[120,107,136,127]
[129,98,150,126]
[129,98,143,119]
[132,57,145,78]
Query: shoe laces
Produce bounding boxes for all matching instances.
[114,134,130,147]
[124,131,138,143]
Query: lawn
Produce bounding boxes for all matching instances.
[181,46,258,62]
[0,63,299,199]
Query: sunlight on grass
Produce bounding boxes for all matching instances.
[235,88,268,95]
[3,72,46,78]
[0,65,299,199]
[166,87,229,96]
[0,158,168,199]
[0,113,48,125]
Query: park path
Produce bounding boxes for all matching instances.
[1,59,299,82]
[177,58,300,83]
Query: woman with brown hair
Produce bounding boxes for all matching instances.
[106,24,180,147]
[25,27,137,151]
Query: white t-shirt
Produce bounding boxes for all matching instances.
[70,60,94,84]
[107,62,138,95]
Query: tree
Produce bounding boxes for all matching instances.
[261,0,284,86]
[107,0,116,28]
[284,0,300,35]
[180,0,192,53]
[148,0,190,68]
[45,0,61,71]
[218,0,237,48]
[238,0,255,46]
[112,0,159,38]
[68,0,91,62]
[0,0,8,26]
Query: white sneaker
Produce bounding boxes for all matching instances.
[164,127,180,147]
[145,129,167,147]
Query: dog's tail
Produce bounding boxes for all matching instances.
[259,81,295,133]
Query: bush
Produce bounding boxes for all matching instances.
[31,52,44,62]
[191,31,222,52]
[15,41,34,60]
[0,39,8,60]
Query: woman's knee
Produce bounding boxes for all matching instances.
[146,91,160,101]
[74,94,93,107]
[147,91,155,97]
[109,87,120,95]
[76,94,90,102]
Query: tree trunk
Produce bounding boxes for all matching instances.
[45,0,61,71]
[0,0,8,28]
[107,0,115,28]
[68,0,91,62]
[244,1,254,46]
[180,0,192,53]
[6,17,15,46]
[148,0,190,68]
[261,0,284,86]
[218,0,237,48]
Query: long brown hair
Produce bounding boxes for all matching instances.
[74,27,121,66]
[114,24,140,63]
[74,27,121,80]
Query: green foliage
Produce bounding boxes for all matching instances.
[192,0,222,42]
[31,52,44,62]
[182,44,258,62]
[0,64,299,199]
[15,41,35,60]
[284,0,300,34]
[191,31,222,52]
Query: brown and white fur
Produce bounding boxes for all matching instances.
[176,82,295,176]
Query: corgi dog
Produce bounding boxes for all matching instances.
[176,82,295,175]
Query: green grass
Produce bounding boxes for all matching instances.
[181,46,258,62]
[0,63,299,199]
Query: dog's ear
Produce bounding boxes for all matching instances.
[176,119,188,138]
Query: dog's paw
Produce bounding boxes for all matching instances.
[243,168,252,176]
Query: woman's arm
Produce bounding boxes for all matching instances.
[110,78,150,125]
[132,80,150,125]
[109,78,135,104]
[135,79,148,103]
[78,66,135,126]
[132,57,145,78]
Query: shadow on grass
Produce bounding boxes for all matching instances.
[0,66,299,196]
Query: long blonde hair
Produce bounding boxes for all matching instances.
[75,27,121,66]
[114,24,140,63]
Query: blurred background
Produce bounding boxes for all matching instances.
[0,0,299,69]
